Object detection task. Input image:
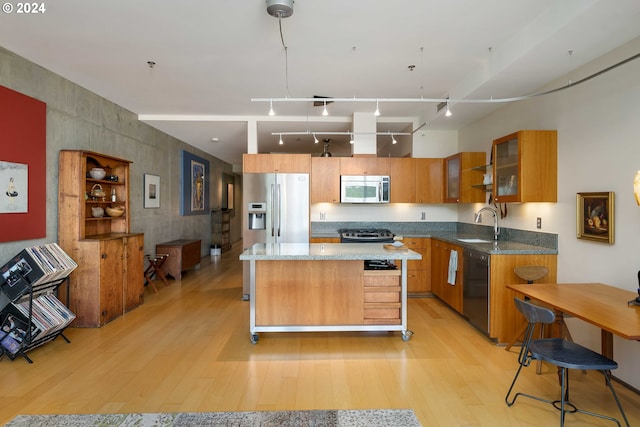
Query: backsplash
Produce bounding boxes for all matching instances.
[312,221,558,250]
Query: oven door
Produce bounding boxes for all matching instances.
[340,175,389,203]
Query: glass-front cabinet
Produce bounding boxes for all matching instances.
[493,136,519,200]
[492,130,557,203]
[445,152,485,203]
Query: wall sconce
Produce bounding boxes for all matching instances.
[634,171,640,205]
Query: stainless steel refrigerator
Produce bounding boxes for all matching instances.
[242,173,309,299]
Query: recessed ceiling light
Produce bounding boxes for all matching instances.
[211,137,220,142]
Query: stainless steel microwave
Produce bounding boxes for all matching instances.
[340,175,390,203]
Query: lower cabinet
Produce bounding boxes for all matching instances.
[402,237,431,294]
[431,239,464,313]
[67,233,144,327]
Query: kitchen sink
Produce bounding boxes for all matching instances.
[457,238,492,243]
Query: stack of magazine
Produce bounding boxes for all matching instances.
[0,243,77,358]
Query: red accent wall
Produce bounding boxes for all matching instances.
[0,85,47,242]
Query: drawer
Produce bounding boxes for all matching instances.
[364,290,400,303]
[363,272,400,287]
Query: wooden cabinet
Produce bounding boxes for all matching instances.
[340,157,389,175]
[58,150,144,327]
[415,158,444,203]
[402,237,431,294]
[363,270,401,325]
[492,130,557,203]
[243,153,310,173]
[311,157,341,203]
[431,239,463,313]
[390,158,416,203]
[444,152,486,203]
[490,254,557,343]
[390,158,444,203]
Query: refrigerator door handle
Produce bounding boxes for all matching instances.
[270,183,275,237]
[276,183,281,237]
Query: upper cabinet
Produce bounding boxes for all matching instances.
[390,158,416,203]
[492,130,557,203]
[340,157,390,175]
[243,153,311,173]
[415,158,444,203]
[444,152,486,203]
[311,157,341,203]
[58,150,131,239]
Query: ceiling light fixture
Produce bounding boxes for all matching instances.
[374,99,380,116]
[322,100,329,116]
[349,133,354,144]
[445,100,452,117]
[391,134,397,144]
[268,99,275,116]
[278,134,284,145]
[313,133,319,144]
[266,0,294,18]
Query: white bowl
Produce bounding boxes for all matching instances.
[89,168,106,180]
[392,241,404,247]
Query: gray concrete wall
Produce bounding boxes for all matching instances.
[0,46,236,263]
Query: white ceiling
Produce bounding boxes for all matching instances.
[2,0,640,167]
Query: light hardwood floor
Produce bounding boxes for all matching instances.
[1,244,638,426]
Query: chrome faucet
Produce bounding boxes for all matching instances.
[475,207,500,241]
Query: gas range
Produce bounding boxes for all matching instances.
[338,228,394,243]
[338,228,397,270]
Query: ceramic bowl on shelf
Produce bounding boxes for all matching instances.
[89,168,106,180]
[105,206,125,217]
[91,206,104,218]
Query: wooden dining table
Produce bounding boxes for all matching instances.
[507,282,640,359]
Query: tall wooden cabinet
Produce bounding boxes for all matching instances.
[58,150,144,327]
[431,239,464,313]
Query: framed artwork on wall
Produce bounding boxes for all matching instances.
[143,174,160,208]
[576,191,614,244]
[180,150,210,216]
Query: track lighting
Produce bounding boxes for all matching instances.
[349,133,354,144]
[391,134,397,144]
[278,134,284,145]
[268,99,275,116]
[445,100,452,117]
[374,100,380,116]
[322,100,328,116]
[313,133,319,144]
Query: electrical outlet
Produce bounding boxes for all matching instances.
[320,212,325,220]
[421,211,426,220]
[536,217,542,229]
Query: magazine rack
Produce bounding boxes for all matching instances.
[0,244,77,363]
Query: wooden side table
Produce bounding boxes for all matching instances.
[155,239,201,280]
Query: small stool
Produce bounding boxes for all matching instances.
[505,266,549,349]
[144,254,169,293]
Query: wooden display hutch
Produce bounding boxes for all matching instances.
[58,150,144,327]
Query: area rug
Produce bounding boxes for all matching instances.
[5,409,421,427]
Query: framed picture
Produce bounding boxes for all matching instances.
[180,150,210,216]
[576,191,614,244]
[143,174,160,208]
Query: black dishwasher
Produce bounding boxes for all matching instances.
[463,249,490,335]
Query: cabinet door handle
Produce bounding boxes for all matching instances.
[101,253,107,259]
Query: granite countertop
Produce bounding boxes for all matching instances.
[239,243,423,261]
[311,231,557,255]
[429,233,557,255]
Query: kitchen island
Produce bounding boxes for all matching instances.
[239,243,422,344]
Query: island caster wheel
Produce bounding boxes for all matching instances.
[401,330,413,341]
[250,334,259,345]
